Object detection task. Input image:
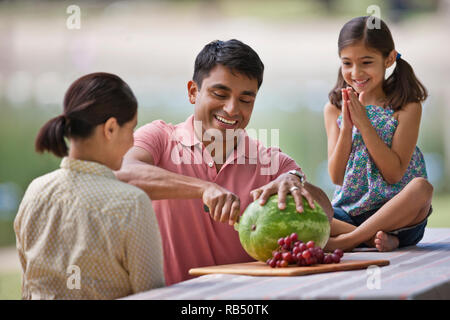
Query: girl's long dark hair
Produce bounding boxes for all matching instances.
[328,16,427,111]
[35,72,137,157]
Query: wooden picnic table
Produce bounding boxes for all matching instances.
[123,228,450,300]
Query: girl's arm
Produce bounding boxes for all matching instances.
[347,90,422,184]
[324,101,353,186]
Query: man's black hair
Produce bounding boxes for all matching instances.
[193,39,264,89]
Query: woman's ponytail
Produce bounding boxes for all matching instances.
[35,115,69,157]
[383,57,428,110]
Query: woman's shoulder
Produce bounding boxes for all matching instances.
[73,175,152,221]
[103,180,152,219]
[17,170,69,212]
[24,169,63,196]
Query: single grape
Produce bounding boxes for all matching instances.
[278,238,285,246]
[305,257,313,266]
[290,233,298,242]
[276,260,281,267]
[269,259,277,268]
[284,237,292,248]
[334,249,344,258]
[282,252,293,263]
[306,240,315,249]
[331,253,341,263]
[298,243,308,252]
[323,254,333,264]
[292,246,301,255]
[302,250,311,259]
[280,260,289,268]
[273,251,282,261]
[293,241,301,247]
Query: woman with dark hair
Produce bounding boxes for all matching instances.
[14,72,165,299]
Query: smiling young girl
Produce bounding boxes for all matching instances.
[14,73,164,299]
[323,16,433,252]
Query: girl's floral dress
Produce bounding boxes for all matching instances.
[332,105,428,216]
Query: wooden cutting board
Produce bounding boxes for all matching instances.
[189,259,390,277]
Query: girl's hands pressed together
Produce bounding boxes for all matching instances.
[340,88,353,131]
[344,87,371,131]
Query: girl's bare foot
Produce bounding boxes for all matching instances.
[374,231,399,252]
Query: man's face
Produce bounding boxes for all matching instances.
[188,64,258,140]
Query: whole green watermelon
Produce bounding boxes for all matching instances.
[235,194,330,262]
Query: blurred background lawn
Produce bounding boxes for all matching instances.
[0,0,449,300]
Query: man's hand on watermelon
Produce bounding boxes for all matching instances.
[250,173,315,214]
[250,174,334,224]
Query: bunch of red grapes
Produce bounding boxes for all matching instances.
[266,232,344,268]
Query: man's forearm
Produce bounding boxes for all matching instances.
[116,163,210,200]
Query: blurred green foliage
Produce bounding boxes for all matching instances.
[0,271,21,300]
[0,105,61,190]
[0,219,16,247]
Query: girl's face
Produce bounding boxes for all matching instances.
[340,43,394,95]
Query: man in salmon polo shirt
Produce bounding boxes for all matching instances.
[116,39,333,286]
